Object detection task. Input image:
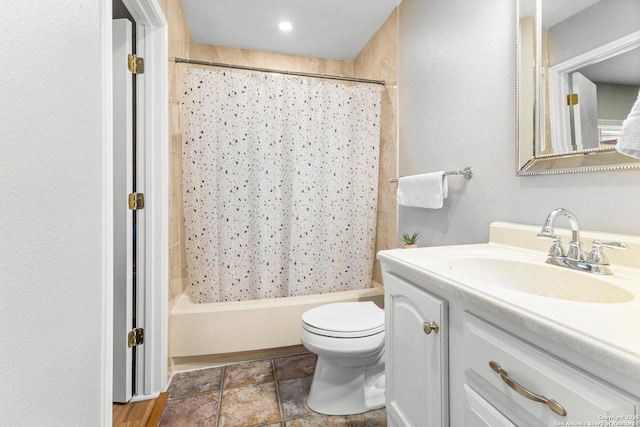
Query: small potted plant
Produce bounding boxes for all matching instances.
[402,232,420,249]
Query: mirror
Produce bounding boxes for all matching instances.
[517,0,640,175]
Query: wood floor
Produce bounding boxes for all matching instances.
[113,392,169,427]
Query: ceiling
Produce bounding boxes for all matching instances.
[180,0,402,61]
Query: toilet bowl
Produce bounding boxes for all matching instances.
[300,301,385,416]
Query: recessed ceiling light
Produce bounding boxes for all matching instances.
[279,21,292,32]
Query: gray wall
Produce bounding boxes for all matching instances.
[397,0,640,248]
[0,1,107,424]
[598,84,640,120]
[548,0,640,65]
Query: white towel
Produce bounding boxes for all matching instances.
[616,90,640,159]
[397,172,448,209]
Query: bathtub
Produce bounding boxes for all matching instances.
[170,282,384,365]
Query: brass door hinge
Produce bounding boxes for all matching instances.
[128,193,145,210]
[128,328,144,348]
[128,54,144,74]
[567,93,579,106]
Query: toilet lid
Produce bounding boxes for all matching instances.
[302,301,384,338]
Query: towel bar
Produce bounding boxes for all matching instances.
[390,167,473,183]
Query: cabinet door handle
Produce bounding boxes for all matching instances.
[423,320,439,334]
[489,361,567,416]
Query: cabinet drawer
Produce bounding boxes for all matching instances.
[462,312,638,425]
[464,384,517,427]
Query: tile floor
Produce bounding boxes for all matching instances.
[158,352,387,427]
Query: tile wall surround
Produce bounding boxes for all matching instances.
[162,0,398,376]
[355,9,399,284]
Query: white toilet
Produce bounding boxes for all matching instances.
[300,301,385,415]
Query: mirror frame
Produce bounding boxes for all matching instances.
[516,0,640,176]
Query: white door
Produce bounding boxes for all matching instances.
[571,72,599,150]
[112,18,135,403]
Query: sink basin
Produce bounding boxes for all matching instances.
[447,257,633,304]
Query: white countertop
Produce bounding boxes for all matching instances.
[377,222,640,378]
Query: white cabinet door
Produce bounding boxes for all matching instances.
[384,272,448,427]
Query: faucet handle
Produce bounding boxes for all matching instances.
[547,237,566,258]
[538,234,565,258]
[595,241,627,250]
[586,241,628,265]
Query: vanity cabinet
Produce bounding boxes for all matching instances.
[380,223,640,426]
[384,272,448,427]
[381,269,640,427]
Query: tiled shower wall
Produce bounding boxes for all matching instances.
[355,10,399,284]
[161,0,398,374]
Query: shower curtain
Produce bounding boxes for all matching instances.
[182,68,381,303]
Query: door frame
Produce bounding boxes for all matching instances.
[101,0,168,423]
[547,31,640,153]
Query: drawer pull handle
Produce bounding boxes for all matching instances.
[423,321,439,334]
[489,361,567,416]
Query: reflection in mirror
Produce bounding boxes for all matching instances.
[516,0,640,175]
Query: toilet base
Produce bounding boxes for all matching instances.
[306,353,385,416]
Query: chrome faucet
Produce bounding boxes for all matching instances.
[537,208,627,275]
[537,208,585,264]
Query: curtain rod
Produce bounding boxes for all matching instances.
[171,57,386,86]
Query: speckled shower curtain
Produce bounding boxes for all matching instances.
[182,68,381,303]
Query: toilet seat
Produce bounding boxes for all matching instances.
[302,301,384,338]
